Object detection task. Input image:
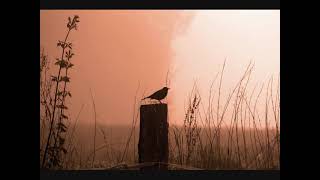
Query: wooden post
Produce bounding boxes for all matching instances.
[138,104,168,170]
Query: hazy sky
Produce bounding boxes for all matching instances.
[40,10,280,127]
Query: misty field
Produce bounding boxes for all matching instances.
[40,14,280,170]
[51,124,279,170]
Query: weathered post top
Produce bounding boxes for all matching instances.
[138,103,168,170]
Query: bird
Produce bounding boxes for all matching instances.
[142,87,170,103]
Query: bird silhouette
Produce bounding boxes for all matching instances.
[142,87,170,103]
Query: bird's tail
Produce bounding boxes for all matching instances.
[141,97,148,100]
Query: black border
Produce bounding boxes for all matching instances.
[40,170,279,179]
[40,0,280,9]
[5,0,39,179]
[38,0,284,180]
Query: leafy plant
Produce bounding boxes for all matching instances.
[41,15,80,169]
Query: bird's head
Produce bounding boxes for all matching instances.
[163,87,170,91]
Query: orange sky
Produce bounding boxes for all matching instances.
[40,10,280,127]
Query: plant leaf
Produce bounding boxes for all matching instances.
[57,122,67,133]
[59,136,65,145]
[56,104,68,109]
[61,147,68,154]
[60,76,70,82]
[55,60,68,68]
[57,91,63,96]
[67,63,74,69]
[61,114,68,119]
[51,76,58,82]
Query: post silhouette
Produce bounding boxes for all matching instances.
[138,103,168,170]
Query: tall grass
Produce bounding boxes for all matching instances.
[169,61,280,170]
[41,59,279,170]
